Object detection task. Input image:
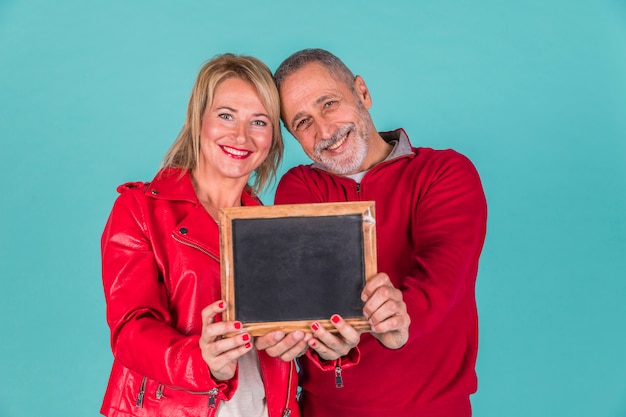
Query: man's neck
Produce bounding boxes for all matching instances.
[358,132,393,172]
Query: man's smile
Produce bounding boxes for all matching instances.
[326,132,348,151]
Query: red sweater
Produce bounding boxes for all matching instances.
[275,129,487,417]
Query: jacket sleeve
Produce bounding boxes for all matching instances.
[101,188,237,398]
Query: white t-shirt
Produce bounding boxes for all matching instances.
[217,348,268,417]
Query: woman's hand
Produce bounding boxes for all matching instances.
[199,300,252,381]
[307,314,361,360]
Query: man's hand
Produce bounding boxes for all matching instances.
[361,272,410,349]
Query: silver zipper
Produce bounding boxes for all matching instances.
[156,384,165,400]
[136,376,147,408]
[171,233,219,262]
[335,365,344,388]
[207,387,219,409]
[282,360,295,417]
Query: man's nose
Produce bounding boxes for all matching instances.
[316,118,336,141]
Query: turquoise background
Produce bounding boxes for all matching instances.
[1,1,625,416]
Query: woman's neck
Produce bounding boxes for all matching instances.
[190,169,248,219]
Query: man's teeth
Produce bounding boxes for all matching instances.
[223,146,250,156]
[327,134,347,151]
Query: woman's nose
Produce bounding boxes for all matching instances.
[233,122,248,144]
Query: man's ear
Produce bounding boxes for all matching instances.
[353,75,372,109]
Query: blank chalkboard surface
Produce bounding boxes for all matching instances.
[219,201,377,336]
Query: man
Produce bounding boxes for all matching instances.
[257,49,487,416]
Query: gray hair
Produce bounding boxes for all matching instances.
[273,48,355,92]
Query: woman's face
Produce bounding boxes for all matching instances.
[197,77,273,185]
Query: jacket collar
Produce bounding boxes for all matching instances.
[145,167,261,207]
[147,168,261,260]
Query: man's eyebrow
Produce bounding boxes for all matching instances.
[289,95,335,130]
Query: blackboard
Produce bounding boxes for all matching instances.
[219,201,377,336]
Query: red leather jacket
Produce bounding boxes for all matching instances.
[100,168,299,417]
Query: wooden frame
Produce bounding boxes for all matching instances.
[219,201,377,336]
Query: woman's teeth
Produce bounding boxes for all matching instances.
[222,146,250,157]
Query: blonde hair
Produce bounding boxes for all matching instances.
[162,53,283,194]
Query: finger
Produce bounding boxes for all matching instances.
[277,333,311,361]
[309,316,359,358]
[362,283,402,321]
[204,330,251,354]
[361,273,392,302]
[200,320,243,345]
[328,314,361,343]
[201,300,227,328]
[254,331,286,351]
[208,336,254,381]
[371,313,410,335]
[369,300,409,334]
[261,331,307,360]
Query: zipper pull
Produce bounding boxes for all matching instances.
[156,384,165,400]
[335,365,344,388]
[282,408,292,417]
[208,388,219,409]
[136,376,147,408]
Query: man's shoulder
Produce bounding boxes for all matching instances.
[280,163,321,179]
[412,147,473,165]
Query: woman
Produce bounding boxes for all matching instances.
[100,54,298,417]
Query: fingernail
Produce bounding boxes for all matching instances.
[242,334,250,342]
[311,322,320,331]
[331,315,340,324]
[245,342,251,349]
[310,340,317,347]
[234,322,242,330]
[218,301,225,309]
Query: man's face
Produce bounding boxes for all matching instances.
[279,62,374,175]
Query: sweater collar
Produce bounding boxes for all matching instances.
[310,128,414,180]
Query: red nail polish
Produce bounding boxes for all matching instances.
[242,334,250,342]
[234,322,242,330]
[331,315,340,324]
[311,322,320,331]
[218,301,225,309]
[245,342,251,349]
[310,340,317,347]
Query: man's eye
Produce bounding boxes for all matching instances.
[295,119,308,130]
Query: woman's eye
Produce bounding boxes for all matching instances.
[252,120,267,126]
[218,113,233,120]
